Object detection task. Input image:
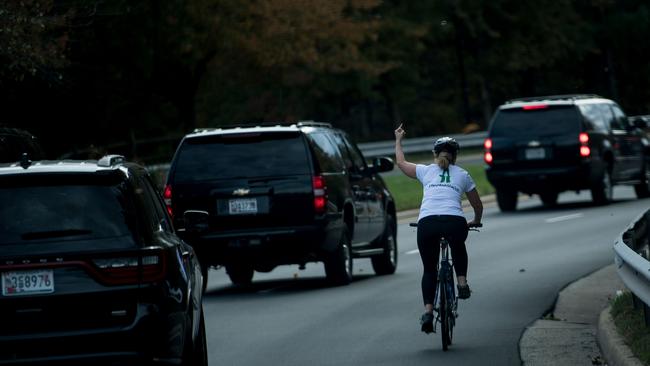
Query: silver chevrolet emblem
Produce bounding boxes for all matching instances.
[232,188,250,196]
[528,140,541,147]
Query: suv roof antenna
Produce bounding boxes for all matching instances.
[20,153,32,169]
[296,121,332,128]
[98,154,125,167]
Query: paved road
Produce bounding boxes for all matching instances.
[201,187,648,365]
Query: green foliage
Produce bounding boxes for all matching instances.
[0,0,70,82]
[610,291,650,365]
[3,0,650,162]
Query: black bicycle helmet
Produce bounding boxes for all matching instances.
[433,137,460,155]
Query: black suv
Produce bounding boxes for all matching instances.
[165,122,397,286]
[484,94,650,211]
[0,155,207,365]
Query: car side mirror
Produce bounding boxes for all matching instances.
[633,118,648,130]
[183,210,209,233]
[372,157,394,173]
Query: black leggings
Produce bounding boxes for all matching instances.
[417,215,469,305]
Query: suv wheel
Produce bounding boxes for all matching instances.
[182,307,208,366]
[496,188,517,212]
[325,228,353,285]
[539,191,558,207]
[371,215,397,275]
[591,169,613,205]
[634,160,650,198]
[226,264,254,286]
[200,263,209,293]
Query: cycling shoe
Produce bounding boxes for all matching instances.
[420,312,434,334]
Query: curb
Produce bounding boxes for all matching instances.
[598,307,645,366]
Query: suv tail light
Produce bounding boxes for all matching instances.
[92,250,167,285]
[579,133,590,157]
[484,138,493,165]
[163,184,173,218]
[523,104,548,110]
[312,175,327,214]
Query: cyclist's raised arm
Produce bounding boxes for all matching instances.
[394,123,417,179]
[466,188,483,226]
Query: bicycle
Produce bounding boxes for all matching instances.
[409,221,482,351]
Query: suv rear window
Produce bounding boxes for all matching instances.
[0,180,135,245]
[173,132,311,182]
[490,106,581,138]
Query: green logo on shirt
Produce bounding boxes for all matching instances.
[439,169,450,183]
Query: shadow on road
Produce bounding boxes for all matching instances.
[203,273,377,298]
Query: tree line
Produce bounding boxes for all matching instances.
[1,0,649,164]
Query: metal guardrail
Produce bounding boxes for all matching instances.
[146,131,488,186]
[358,131,487,158]
[614,208,650,325]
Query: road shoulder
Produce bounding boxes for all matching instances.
[519,264,627,365]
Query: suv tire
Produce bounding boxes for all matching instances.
[371,215,398,275]
[496,188,517,212]
[634,160,650,198]
[226,264,254,286]
[539,191,559,207]
[591,169,613,205]
[325,228,353,285]
[200,263,209,293]
[182,307,208,366]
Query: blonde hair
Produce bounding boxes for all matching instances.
[435,151,455,170]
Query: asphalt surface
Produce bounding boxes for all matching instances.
[202,187,648,366]
[405,194,646,366]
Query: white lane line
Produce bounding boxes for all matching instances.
[406,249,420,255]
[545,213,584,223]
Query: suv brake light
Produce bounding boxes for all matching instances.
[92,250,167,285]
[163,185,173,218]
[312,175,327,214]
[579,133,590,157]
[523,104,548,110]
[484,138,493,165]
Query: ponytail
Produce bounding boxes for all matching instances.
[436,151,453,170]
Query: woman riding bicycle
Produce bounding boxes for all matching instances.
[393,123,483,334]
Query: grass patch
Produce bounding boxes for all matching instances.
[610,291,650,365]
[382,162,495,212]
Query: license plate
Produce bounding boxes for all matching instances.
[2,269,54,296]
[525,148,545,159]
[229,198,258,215]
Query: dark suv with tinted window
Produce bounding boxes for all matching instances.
[484,94,650,211]
[0,155,207,365]
[165,122,397,286]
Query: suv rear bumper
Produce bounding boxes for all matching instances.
[486,162,605,194]
[0,303,187,365]
[181,221,345,268]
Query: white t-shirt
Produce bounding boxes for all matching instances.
[416,163,476,220]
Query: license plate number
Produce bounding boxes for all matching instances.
[525,148,545,159]
[229,198,258,215]
[2,269,54,296]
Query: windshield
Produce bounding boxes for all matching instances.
[490,106,581,138]
[173,132,312,182]
[0,180,135,245]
